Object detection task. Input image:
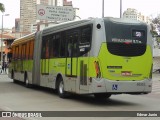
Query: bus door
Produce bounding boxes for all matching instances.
[79,25,92,90]
[66,31,78,77]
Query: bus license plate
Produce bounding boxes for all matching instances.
[121,71,132,76]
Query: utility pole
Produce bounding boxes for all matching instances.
[1,14,9,65]
[102,0,104,18]
[55,0,57,6]
[120,0,122,18]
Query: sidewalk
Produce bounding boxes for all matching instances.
[153,56,160,72]
[153,73,160,81]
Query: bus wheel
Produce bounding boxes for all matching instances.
[57,77,67,98]
[94,93,111,100]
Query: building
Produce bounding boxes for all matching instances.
[15,18,20,32]
[63,0,72,6]
[20,0,37,33]
[123,8,142,21]
[123,8,151,24]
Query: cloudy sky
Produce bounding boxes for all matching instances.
[0,0,160,28]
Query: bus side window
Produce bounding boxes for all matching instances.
[66,30,79,57]
[15,46,19,60]
[59,32,66,57]
[79,26,92,56]
[41,36,49,59]
[22,44,26,60]
[49,33,61,58]
[26,42,30,60]
[12,47,15,60]
[19,45,22,60]
[29,40,34,59]
[45,40,49,59]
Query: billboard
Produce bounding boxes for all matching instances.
[36,5,74,21]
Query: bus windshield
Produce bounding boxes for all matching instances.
[104,18,147,57]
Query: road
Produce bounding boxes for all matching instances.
[0,73,160,120]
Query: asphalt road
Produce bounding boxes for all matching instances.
[0,73,160,120]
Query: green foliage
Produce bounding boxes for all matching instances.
[157,37,160,43]
[0,3,5,12]
[150,30,158,36]
[151,14,160,36]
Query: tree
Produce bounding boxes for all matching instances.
[150,14,160,36]
[150,23,158,36]
[0,3,5,12]
[152,14,160,25]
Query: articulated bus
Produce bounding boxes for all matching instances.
[8,17,153,99]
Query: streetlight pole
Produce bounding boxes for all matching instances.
[102,0,104,18]
[1,14,9,65]
[120,0,122,18]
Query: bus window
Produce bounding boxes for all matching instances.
[26,42,29,60]
[12,46,15,60]
[15,46,19,60]
[22,44,26,60]
[49,35,54,58]
[45,40,49,59]
[29,40,34,59]
[49,33,61,58]
[59,32,66,57]
[41,36,49,59]
[66,30,79,57]
[41,37,45,59]
[79,26,92,56]
[19,45,22,59]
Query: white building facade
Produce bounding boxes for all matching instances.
[123,8,151,24]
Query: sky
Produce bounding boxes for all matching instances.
[0,0,160,28]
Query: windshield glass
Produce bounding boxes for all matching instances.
[104,18,147,57]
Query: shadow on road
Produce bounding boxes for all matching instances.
[14,81,138,107]
[0,77,140,108]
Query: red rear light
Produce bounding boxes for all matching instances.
[94,61,101,78]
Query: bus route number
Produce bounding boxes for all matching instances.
[137,83,145,86]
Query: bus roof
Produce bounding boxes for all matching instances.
[12,32,36,46]
[42,19,91,35]
[42,17,147,35]
[11,17,147,46]
[103,17,147,25]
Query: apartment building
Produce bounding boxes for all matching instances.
[123,8,151,24]
[20,0,37,32]
[20,0,65,33]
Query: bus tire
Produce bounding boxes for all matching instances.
[57,77,67,98]
[94,93,111,100]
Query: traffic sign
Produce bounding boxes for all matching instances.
[36,5,74,21]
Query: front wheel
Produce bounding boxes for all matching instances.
[57,77,67,98]
[94,93,111,100]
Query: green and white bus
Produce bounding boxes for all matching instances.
[8,17,153,99]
